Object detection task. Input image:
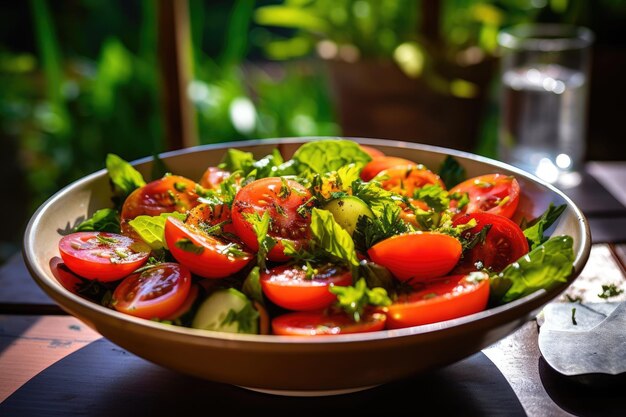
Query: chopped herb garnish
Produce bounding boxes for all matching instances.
[95,234,118,245]
[598,284,624,299]
[330,278,391,322]
[175,238,204,255]
[571,307,577,325]
[278,177,291,199]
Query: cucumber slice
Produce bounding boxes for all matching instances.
[191,288,259,334]
[323,196,374,235]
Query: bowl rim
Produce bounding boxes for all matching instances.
[23,136,592,345]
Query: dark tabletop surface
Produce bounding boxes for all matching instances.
[1,162,625,416]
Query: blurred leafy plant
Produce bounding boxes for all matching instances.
[253,0,575,98]
[189,0,338,143]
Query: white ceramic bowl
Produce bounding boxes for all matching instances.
[23,137,591,395]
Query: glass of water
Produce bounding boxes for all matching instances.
[497,24,594,188]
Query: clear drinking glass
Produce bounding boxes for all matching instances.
[497,24,594,188]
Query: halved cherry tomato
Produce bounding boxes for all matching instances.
[360,156,416,181]
[121,175,200,234]
[164,216,253,279]
[359,145,385,158]
[452,212,529,274]
[163,283,200,321]
[272,310,387,336]
[231,177,313,262]
[58,232,151,281]
[261,264,352,311]
[112,262,191,320]
[376,164,445,196]
[385,273,490,329]
[185,203,237,236]
[49,256,83,293]
[367,232,462,284]
[450,174,520,219]
[199,167,232,190]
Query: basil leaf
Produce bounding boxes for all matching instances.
[358,260,396,293]
[438,155,466,189]
[73,208,120,233]
[243,211,277,270]
[106,154,146,207]
[219,149,255,173]
[413,184,450,213]
[292,139,371,175]
[523,203,567,250]
[330,278,391,322]
[128,212,186,250]
[490,235,574,305]
[310,208,359,269]
[242,266,264,305]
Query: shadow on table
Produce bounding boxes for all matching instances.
[1,338,525,417]
[539,357,626,417]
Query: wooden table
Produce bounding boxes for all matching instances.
[1,163,625,416]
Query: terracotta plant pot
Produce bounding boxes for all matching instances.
[326,58,496,152]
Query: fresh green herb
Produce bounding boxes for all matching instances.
[413,184,450,213]
[95,234,118,245]
[438,155,466,189]
[460,223,492,252]
[296,196,316,217]
[106,154,146,208]
[220,303,260,334]
[566,294,582,303]
[174,182,187,192]
[128,212,186,250]
[358,260,396,293]
[219,149,255,174]
[73,208,120,233]
[308,208,359,268]
[278,176,291,199]
[353,204,411,253]
[175,238,204,255]
[522,204,567,250]
[219,242,247,258]
[571,307,577,325]
[330,278,391,322]
[291,139,371,176]
[242,267,264,305]
[598,284,624,299]
[449,191,470,210]
[282,208,360,274]
[244,211,277,270]
[489,235,574,305]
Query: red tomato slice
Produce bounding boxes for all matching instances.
[385,273,490,329]
[199,167,232,190]
[272,310,387,336]
[185,203,237,236]
[360,156,416,181]
[231,177,313,262]
[261,264,352,311]
[450,174,520,219]
[377,164,445,196]
[121,175,200,234]
[359,145,385,158]
[164,216,253,279]
[452,212,529,274]
[112,262,191,320]
[49,256,83,293]
[58,232,151,281]
[367,232,462,284]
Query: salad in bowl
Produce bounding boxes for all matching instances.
[24,138,590,392]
